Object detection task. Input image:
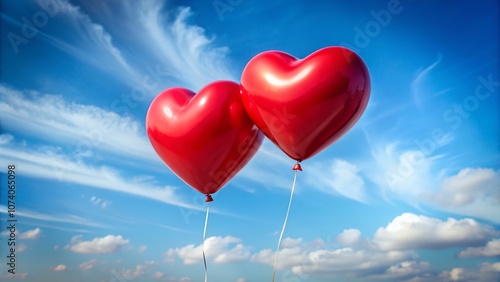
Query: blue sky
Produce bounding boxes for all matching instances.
[0,0,499,281]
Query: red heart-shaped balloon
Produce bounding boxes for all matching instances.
[146,81,263,198]
[241,47,370,161]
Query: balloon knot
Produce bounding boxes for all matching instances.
[205,194,214,202]
[292,163,302,171]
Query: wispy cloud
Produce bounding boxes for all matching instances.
[19,228,42,240]
[411,54,443,111]
[0,205,102,227]
[34,0,141,85]
[0,143,198,210]
[0,84,159,163]
[305,159,367,203]
[127,1,237,90]
[33,0,236,91]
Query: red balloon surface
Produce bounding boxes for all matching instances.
[240,46,370,161]
[146,81,263,196]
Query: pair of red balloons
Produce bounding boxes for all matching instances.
[146,47,370,201]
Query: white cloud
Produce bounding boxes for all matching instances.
[306,159,367,202]
[165,236,251,265]
[152,272,164,279]
[67,234,129,254]
[0,144,197,210]
[34,0,140,85]
[438,262,500,282]
[368,143,439,202]
[369,261,434,281]
[411,54,442,111]
[52,264,67,272]
[458,238,500,258]
[336,229,362,246]
[0,84,158,162]
[0,205,102,228]
[236,279,246,282]
[251,236,417,276]
[117,261,158,279]
[19,228,41,240]
[79,259,97,270]
[90,196,111,209]
[367,141,499,223]
[253,214,500,279]
[423,168,500,223]
[373,213,499,251]
[35,0,235,91]
[129,2,236,90]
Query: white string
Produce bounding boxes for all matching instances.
[202,202,210,282]
[271,166,299,282]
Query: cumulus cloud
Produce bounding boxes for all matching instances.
[458,238,500,258]
[162,213,499,280]
[165,236,251,265]
[253,214,500,279]
[19,228,41,240]
[293,248,416,277]
[369,261,434,281]
[423,168,500,223]
[373,213,499,251]
[67,234,129,254]
[336,229,362,246]
[438,262,500,282]
[366,140,498,223]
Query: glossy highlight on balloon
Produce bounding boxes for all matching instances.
[146,80,263,198]
[240,46,371,161]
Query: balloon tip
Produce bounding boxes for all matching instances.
[205,194,214,202]
[292,163,302,171]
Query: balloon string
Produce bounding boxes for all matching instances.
[202,202,210,282]
[271,162,300,282]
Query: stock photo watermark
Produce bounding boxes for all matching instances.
[7,0,61,54]
[341,0,409,58]
[213,0,243,21]
[385,73,500,186]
